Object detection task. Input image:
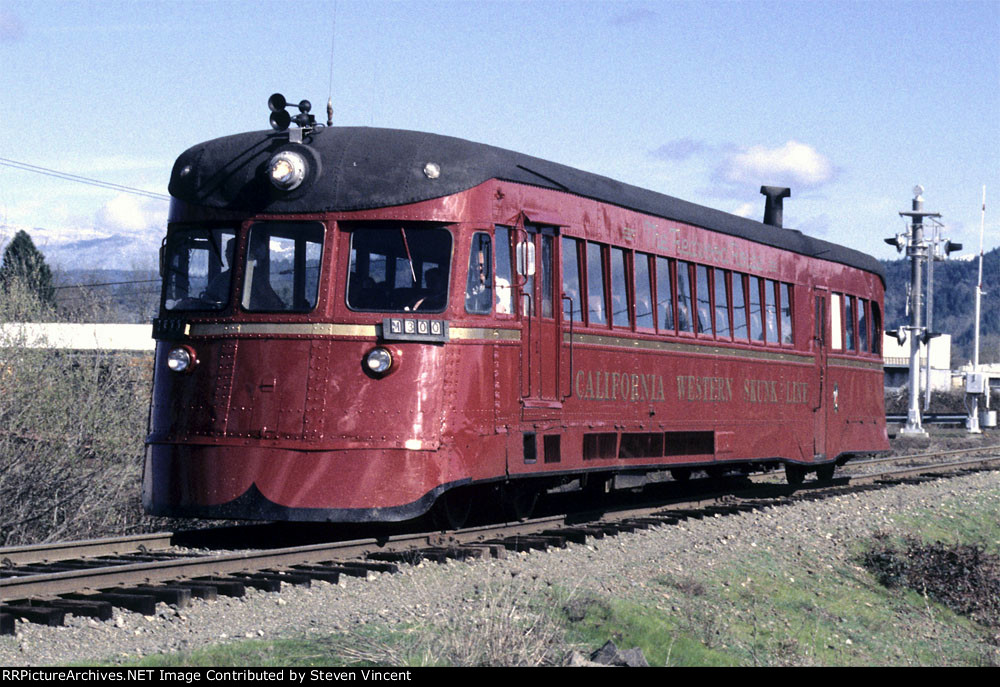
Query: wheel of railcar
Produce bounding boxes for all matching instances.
[431,487,474,530]
[706,466,725,480]
[582,473,611,502]
[816,463,836,482]
[670,468,692,482]
[785,463,806,486]
[500,482,538,521]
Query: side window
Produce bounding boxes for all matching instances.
[676,261,694,333]
[655,256,674,333]
[465,232,493,314]
[871,301,882,354]
[695,265,711,335]
[586,242,607,326]
[495,226,513,315]
[845,295,856,351]
[831,293,843,350]
[610,247,630,328]
[635,253,654,330]
[748,276,764,341]
[561,237,582,322]
[714,268,730,338]
[540,234,554,318]
[780,283,794,345]
[764,279,778,343]
[732,273,748,339]
[858,298,868,353]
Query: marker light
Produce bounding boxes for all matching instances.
[166,346,197,373]
[268,150,307,191]
[365,347,393,375]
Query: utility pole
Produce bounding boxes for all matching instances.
[967,186,987,434]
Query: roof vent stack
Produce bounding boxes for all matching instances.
[760,186,791,228]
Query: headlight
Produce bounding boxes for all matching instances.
[267,150,307,191]
[166,346,196,373]
[365,347,393,375]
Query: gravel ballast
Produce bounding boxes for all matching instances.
[2,470,998,666]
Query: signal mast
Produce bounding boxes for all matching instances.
[884,186,960,436]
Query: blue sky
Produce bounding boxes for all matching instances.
[0,0,997,272]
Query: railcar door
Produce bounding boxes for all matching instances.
[812,287,829,458]
[517,224,561,406]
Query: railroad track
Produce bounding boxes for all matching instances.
[3,449,998,637]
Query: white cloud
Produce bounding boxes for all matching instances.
[94,194,166,233]
[717,141,835,188]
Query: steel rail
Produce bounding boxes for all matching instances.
[848,444,1000,468]
[849,455,1000,483]
[0,515,575,599]
[0,533,174,567]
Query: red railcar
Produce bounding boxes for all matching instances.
[144,102,888,524]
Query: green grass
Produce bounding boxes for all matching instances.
[124,629,421,668]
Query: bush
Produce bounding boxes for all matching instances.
[862,534,1000,629]
[0,275,155,545]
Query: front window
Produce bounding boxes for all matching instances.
[347,223,453,312]
[162,225,237,311]
[242,222,324,312]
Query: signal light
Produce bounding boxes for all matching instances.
[883,233,907,253]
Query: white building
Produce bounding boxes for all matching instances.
[882,332,952,391]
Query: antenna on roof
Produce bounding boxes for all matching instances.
[326,0,337,127]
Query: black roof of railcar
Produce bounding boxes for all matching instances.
[168,126,884,283]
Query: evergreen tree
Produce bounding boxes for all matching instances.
[0,230,56,310]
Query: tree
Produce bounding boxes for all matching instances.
[0,230,56,313]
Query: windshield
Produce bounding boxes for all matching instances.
[346,224,452,312]
[242,221,324,312]
[162,226,237,311]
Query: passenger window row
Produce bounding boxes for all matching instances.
[562,237,795,346]
[831,292,881,355]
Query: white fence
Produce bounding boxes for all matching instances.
[0,323,154,351]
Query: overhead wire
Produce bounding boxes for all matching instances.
[0,157,170,201]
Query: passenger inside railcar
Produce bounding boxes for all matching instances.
[465,234,493,314]
[243,232,286,311]
[201,237,236,306]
